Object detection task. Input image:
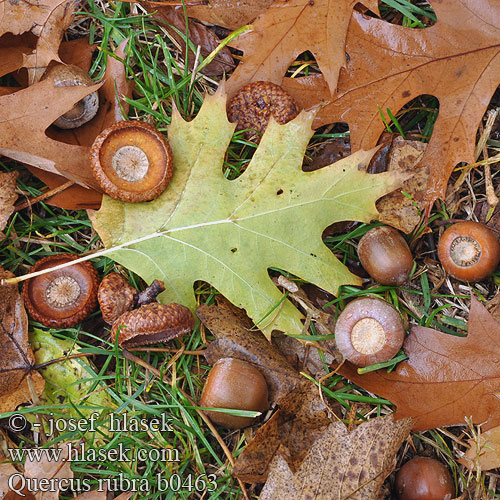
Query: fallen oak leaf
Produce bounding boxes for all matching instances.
[460,424,500,472]
[284,0,500,211]
[259,415,412,500]
[196,298,333,482]
[22,0,80,84]
[225,0,379,98]
[23,442,73,500]
[152,8,235,76]
[0,77,103,189]
[0,268,44,414]
[339,296,500,431]
[29,38,133,210]
[187,0,274,30]
[90,86,407,338]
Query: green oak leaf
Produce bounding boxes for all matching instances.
[90,88,406,337]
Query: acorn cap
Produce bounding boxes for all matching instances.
[227,81,299,141]
[90,121,173,203]
[98,272,137,324]
[22,254,99,328]
[111,302,194,347]
[44,64,99,129]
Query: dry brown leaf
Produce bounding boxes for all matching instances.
[196,298,333,482]
[0,462,19,498]
[27,39,133,209]
[187,0,273,30]
[376,136,427,233]
[197,298,303,402]
[339,296,500,431]
[0,268,45,414]
[284,0,500,211]
[153,8,234,76]
[23,442,72,500]
[460,425,500,472]
[225,0,379,98]
[233,385,332,483]
[22,0,80,84]
[259,415,412,500]
[0,77,102,189]
[0,171,18,232]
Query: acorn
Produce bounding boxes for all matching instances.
[22,254,99,328]
[43,64,99,129]
[90,121,173,203]
[335,297,405,367]
[227,81,299,141]
[357,226,413,285]
[200,358,269,429]
[395,456,454,500]
[437,221,500,282]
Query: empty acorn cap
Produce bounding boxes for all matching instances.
[227,81,300,141]
[98,272,137,324]
[111,302,195,347]
[22,254,99,328]
[43,64,99,129]
[90,120,173,203]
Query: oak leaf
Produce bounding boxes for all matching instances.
[339,297,500,431]
[33,38,133,210]
[0,268,44,414]
[152,8,235,76]
[197,298,332,482]
[0,75,102,189]
[284,0,500,210]
[90,88,405,337]
[225,0,379,98]
[259,415,412,500]
[460,424,500,471]
[187,0,273,30]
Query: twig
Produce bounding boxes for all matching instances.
[14,181,75,211]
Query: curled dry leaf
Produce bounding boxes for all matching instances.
[460,424,500,472]
[0,171,18,232]
[152,8,235,76]
[0,268,44,414]
[197,298,333,482]
[284,0,500,211]
[339,297,500,431]
[259,415,412,500]
[376,136,427,234]
[225,0,379,98]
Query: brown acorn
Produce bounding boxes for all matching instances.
[227,81,299,141]
[437,221,500,282]
[335,297,405,367]
[200,358,269,429]
[357,226,413,285]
